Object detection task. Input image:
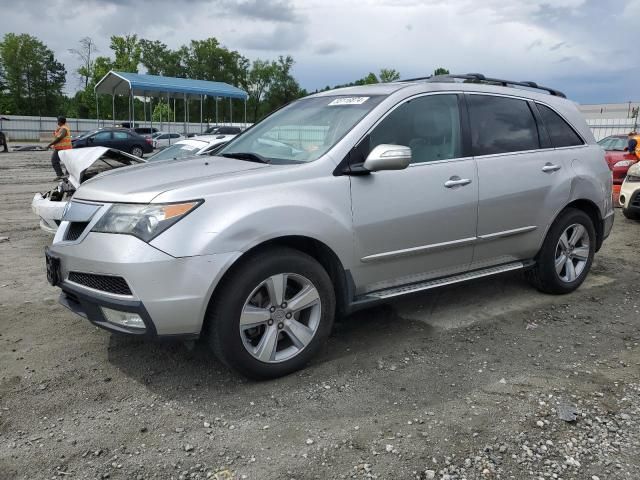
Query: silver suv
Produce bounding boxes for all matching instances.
[45,74,614,379]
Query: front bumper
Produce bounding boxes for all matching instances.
[619,181,640,212]
[49,229,240,337]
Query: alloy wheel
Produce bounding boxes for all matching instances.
[239,273,321,363]
[554,223,590,283]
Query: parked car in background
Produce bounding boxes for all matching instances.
[187,126,243,138]
[152,132,184,149]
[72,128,153,157]
[147,135,236,162]
[598,134,639,184]
[45,74,613,379]
[71,131,89,142]
[32,147,144,233]
[619,161,640,220]
[133,127,158,137]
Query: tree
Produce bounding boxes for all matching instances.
[433,67,450,76]
[110,34,141,72]
[152,102,172,123]
[69,37,97,89]
[379,68,400,82]
[247,59,277,121]
[139,39,184,77]
[263,55,304,115]
[0,33,66,115]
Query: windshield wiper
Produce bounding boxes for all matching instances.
[221,152,271,164]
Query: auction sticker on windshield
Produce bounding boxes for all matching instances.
[328,97,370,106]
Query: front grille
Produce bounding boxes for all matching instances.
[632,192,640,208]
[68,272,132,296]
[64,222,89,241]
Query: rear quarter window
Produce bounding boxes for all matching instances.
[537,104,584,148]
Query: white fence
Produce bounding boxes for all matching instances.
[1,114,637,142]
[586,118,637,141]
[0,115,248,141]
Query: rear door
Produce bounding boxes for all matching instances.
[111,131,131,151]
[468,94,573,268]
[349,93,479,294]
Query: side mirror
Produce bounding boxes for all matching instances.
[624,147,629,152]
[363,144,411,172]
[88,136,94,143]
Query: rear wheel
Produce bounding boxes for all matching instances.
[526,208,595,294]
[130,145,143,157]
[206,248,335,379]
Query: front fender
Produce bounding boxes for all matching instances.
[150,176,355,267]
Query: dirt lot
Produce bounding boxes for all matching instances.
[1,150,640,480]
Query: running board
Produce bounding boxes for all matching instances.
[363,262,526,300]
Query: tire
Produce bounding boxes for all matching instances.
[622,208,640,221]
[130,145,144,158]
[525,208,596,294]
[206,247,336,379]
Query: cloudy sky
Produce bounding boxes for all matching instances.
[1,0,638,103]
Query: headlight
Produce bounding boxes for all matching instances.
[92,201,202,242]
[613,160,633,168]
[626,175,640,183]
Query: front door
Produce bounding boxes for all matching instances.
[349,93,479,294]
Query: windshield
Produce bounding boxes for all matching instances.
[147,142,205,162]
[218,95,385,164]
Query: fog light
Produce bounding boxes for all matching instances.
[101,307,145,330]
[619,194,625,205]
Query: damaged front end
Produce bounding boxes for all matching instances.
[32,180,75,233]
[31,147,145,234]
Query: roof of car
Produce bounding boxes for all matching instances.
[310,75,570,103]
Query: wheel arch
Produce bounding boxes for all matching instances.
[547,199,604,252]
[203,235,352,333]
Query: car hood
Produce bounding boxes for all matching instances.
[627,161,640,176]
[73,156,271,203]
[59,147,144,188]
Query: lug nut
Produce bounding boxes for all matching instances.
[269,306,276,313]
[285,312,292,319]
[277,322,284,329]
[281,302,287,308]
[267,319,274,326]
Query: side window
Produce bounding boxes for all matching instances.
[93,131,111,142]
[158,134,169,139]
[113,131,128,140]
[537,104,583,148]
[367,94,462,164]
[172,133,181,138]
[467,95,540,156]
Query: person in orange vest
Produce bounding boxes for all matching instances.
[46,116,72,180]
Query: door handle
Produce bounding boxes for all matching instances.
[444,177,472,188]
[542,163,562,173]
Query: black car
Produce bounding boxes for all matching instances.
[186,126,242,138]
[72,128,153,157]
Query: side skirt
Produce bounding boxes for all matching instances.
[344,260,533,314]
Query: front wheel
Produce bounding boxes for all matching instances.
[130,145,144,157]
[526,208,596,294]
[206,247,336,379]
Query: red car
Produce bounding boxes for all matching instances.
[598,135,638,184]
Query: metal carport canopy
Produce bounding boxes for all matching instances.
[94,71,248,100]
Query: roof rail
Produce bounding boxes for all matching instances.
[399,73,566,98]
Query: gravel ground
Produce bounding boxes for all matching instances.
[1,150,640,480]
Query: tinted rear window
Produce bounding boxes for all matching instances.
[467,95,540,156]
[537,104,583,148]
